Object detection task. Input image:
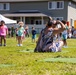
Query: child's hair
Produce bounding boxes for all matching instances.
[18,21,24,27]
[61,20,67,25]
[32,26,35,29]
[1,20,5,24]
[47,21,53,27]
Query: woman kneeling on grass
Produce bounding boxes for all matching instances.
[34,20,66,52]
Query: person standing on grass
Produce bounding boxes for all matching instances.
[8,28,11,38]
[11,26,15,37]
[0,20,8,46]
[17,21,25,46]
[15,28,18,41]
[32,27,37,42]
[61,20,68,48]
[25,25,29,37]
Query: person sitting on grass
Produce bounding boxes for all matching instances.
[34,20,66,52]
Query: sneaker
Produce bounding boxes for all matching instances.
[17,44,20,46]
[20,44,23,46]
[63,46,68,48]
[4,44,6,46]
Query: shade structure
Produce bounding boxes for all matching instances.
[0,14,17,24]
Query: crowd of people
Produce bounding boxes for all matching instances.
[0,18,76,52]
[0,20,37,46]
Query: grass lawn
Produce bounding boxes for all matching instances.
[0,36,76,75]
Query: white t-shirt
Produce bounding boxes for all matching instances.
[62,30,67,35]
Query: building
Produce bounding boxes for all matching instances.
[0,0,76,32]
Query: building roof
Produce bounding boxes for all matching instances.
[0,0,76,2]
[3,10,48,17]
[0,0,47,2]
[3,13,48,17]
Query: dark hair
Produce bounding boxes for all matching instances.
[1,20,5,24]
[61,20,66,25]
[47,21,53,27]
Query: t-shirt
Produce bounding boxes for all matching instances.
[32,30,36,35]
[0,25,8,36]
[62,26,68,35]
[18,27,24,36]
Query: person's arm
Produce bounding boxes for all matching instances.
[53,20,66,35]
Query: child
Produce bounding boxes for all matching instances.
[0,20,8,46]
[32,27,37,42]
[25,25,29,37]
[61,20,68,48]
[15,28,18,41]
[17,21,25,46]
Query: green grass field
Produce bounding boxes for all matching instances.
[0,37,76,75]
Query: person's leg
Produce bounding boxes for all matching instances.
[34,35,36,42]
[63,34,67,47]
[28,33,29,37]
[20,36,23,46]
[16,34,18,41]
[18,36,20,46]
[62,34,66,46]
[3,36,6,46]
[43,43,53,52]
[0,36,2,46]
[0,36,1,45]
[63,39,67,46]
[0,36,3,46]
[57,41,64,52]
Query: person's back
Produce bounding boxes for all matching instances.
[34,20,65,52]
[41,28,53,45]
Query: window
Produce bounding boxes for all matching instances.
[48,1,64,10]
[35,20,42,25]
[57,2,64,9]
[53,17,63,21]
[48,2,56,9]
[0,3,10,10]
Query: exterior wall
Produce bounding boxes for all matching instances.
[1,1,68,20]
[47,1,68,20]
[0,1,48,14]
[0,0,48,2]
[68,2,76,26]
[0,0,76,32]
[28,25,46,33]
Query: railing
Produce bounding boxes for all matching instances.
[7,24,46,33]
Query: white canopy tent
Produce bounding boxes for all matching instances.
[0,14,17,24]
